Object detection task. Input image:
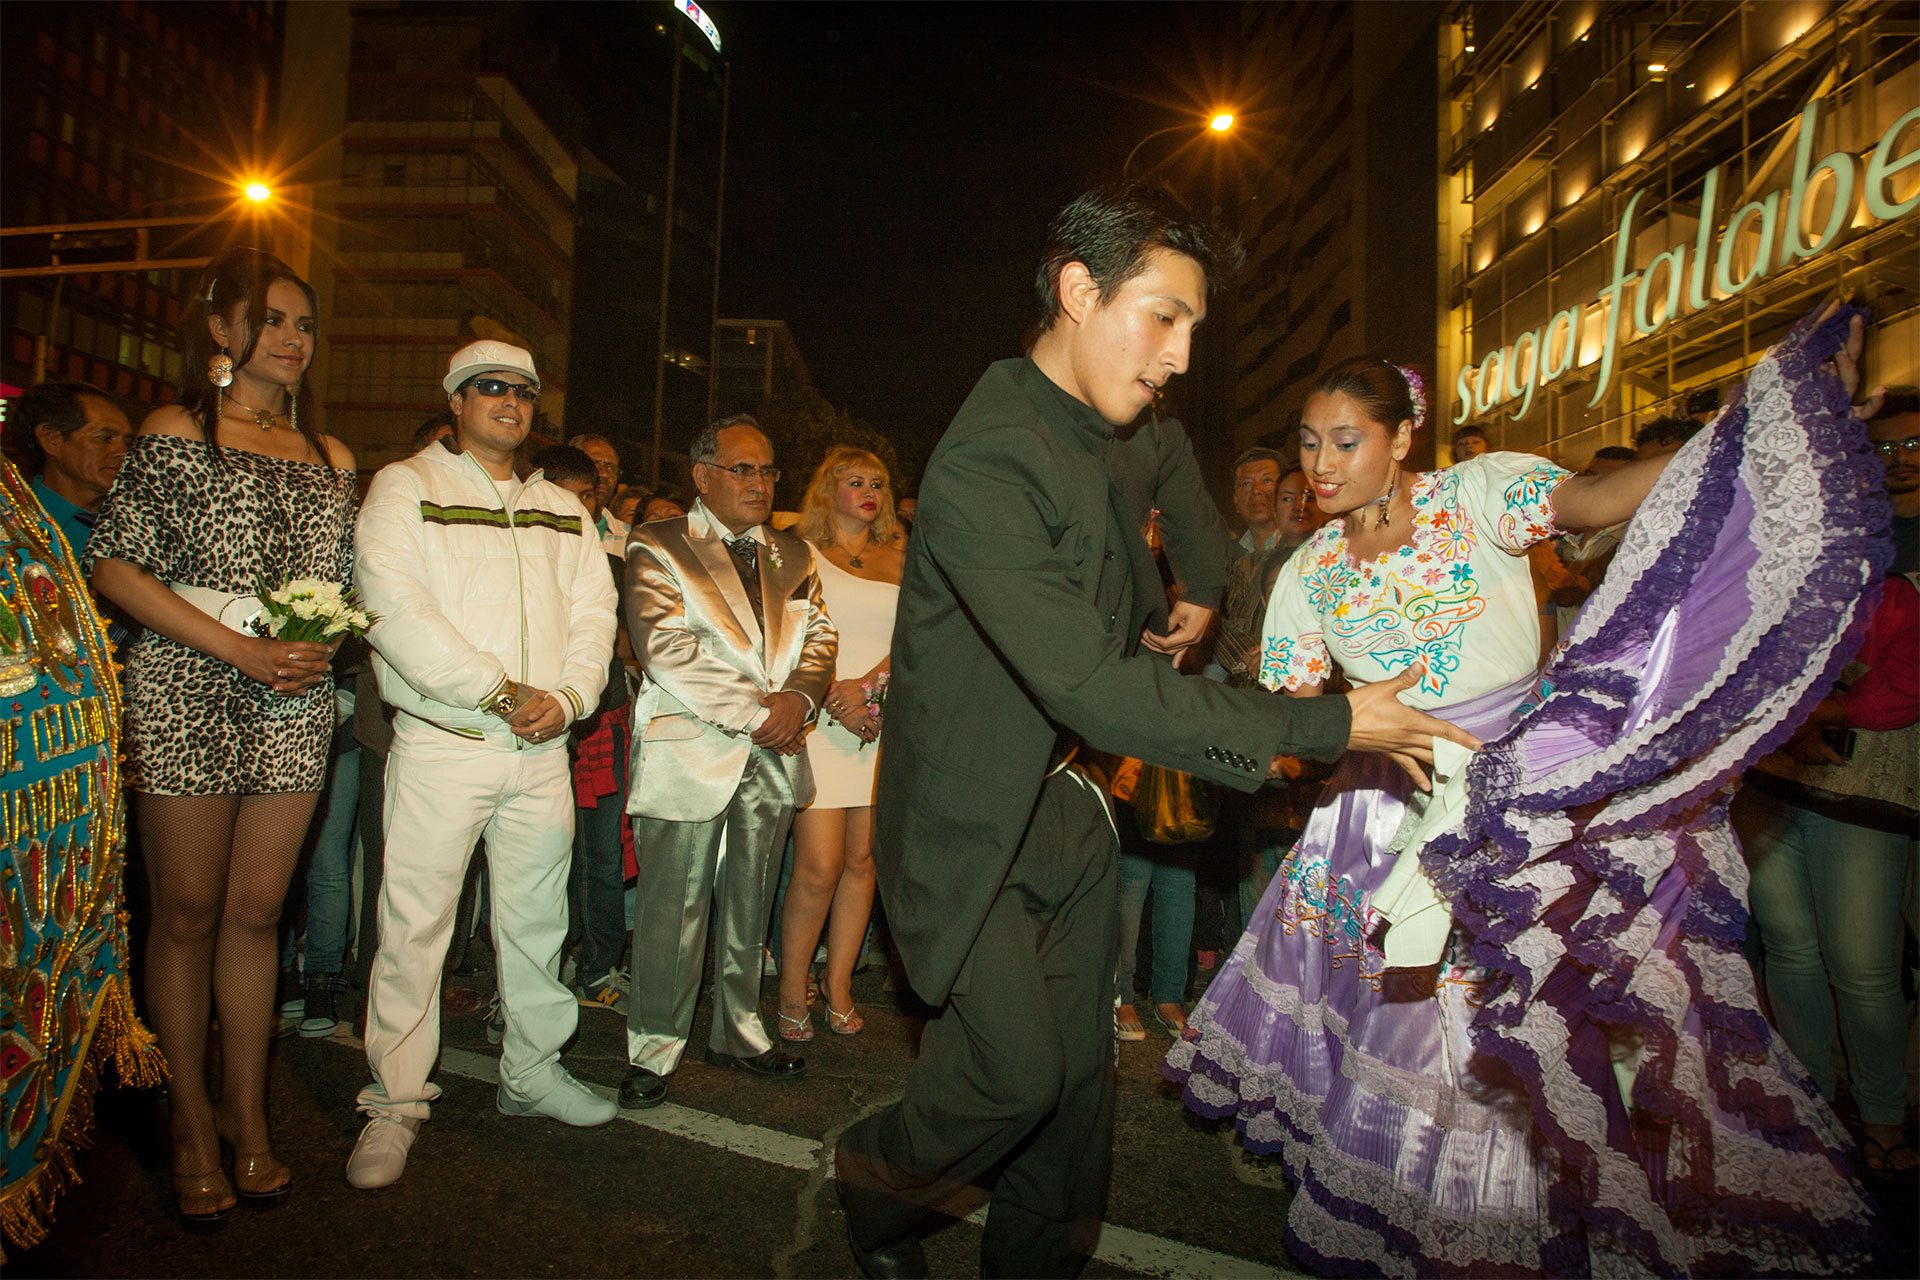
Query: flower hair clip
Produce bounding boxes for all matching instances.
[1389,361,1428,431]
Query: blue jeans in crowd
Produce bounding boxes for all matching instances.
[1738,787,1912,1127]
[282,717,361,975]
[1114,807,1198,1007]
[567,747,630,987]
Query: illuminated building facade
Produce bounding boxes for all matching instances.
[0,0,284,408]
[1444,0,1919,463]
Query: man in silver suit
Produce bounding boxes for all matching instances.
[618,414,837,1107]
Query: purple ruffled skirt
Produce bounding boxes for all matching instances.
[1164,306,1894,1278]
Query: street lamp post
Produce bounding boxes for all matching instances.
[4,182,280,384]
[1122,112,1236,178]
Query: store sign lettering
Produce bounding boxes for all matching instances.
[1454,99,1920,424]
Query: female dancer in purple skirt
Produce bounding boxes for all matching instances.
[1164,306,1892,1277]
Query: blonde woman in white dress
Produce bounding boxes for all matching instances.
[777,448,903,1040]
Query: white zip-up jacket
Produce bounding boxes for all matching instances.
[356,444,616,750]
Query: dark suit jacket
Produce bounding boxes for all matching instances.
[876,358,1352,1004]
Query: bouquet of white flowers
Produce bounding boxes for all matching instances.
[245,577,378,642]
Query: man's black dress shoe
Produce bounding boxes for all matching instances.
[703,1047,807,1079]
[618,1065,668,1108]
[837,1182,928,1279]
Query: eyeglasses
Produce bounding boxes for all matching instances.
[1275,492,1314,507]
[701,461,781,482]
[468,377,540,404]
[1873,437,1920,458]
[592,460,620,475]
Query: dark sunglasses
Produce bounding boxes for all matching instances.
[468,377,540,404]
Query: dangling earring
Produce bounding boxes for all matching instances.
[1375,465,1399,530]
[207,351,233,388]
[290,395,299,437]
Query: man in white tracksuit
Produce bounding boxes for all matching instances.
[346,339,619,1189]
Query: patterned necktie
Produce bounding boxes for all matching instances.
[725,533,766,635]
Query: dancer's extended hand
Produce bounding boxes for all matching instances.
[1343,665,1482,791]
[1825,306,1886,421]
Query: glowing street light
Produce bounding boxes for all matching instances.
[243,182,272,203]
[1124,111,1237,177]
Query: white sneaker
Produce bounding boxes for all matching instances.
[497,1072,618,1127]
[345,1114,420,1189]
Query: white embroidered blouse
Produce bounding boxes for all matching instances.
[1258,452,1570,710]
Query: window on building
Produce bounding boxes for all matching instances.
[117,48,129,78]
[59,112,75,145]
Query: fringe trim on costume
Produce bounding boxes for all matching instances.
[0,978,166,1260]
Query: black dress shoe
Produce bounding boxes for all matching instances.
[837,1182,928,1279]
[618,1065,668,1108]
[703,1047,807,1079]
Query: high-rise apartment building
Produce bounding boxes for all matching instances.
[1230,2,1445,460]
[283,4,579,468]
[0,1,284,407]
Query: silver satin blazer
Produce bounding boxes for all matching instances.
[622,501,838,822]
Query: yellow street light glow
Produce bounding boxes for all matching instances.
[1647,62,1668,73]
[243,182,272,203]
[1209,113,1234,133]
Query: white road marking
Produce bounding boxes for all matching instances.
[441,1045,820,1170]
[428,1043,1298,1278]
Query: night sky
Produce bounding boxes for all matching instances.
[703,1,1248,468]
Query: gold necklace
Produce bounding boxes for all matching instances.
[224,395,285,431]
[844,529,873,569]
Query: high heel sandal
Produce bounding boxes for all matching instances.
[218,1132,292,1207]
[172,1168,236,1231]
[827,1005,865,1036]
[777,1006,815,1043]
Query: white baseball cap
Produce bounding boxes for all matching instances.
[444,339,539,395]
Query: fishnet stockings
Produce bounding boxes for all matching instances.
[138,790,319,1180]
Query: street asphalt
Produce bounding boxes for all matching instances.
[11,963,1308,1279]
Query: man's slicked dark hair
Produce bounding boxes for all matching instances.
[530,443,596,487]
[1034,181,1244,330]
[1592,445,1639,463]
[1634,414,1702,450]
[1877,386,1918,419]
[1232,446,1286,475]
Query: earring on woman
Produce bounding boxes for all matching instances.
[207,351,231,424]
[1375,464,1400,530]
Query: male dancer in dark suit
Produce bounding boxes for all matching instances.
[835,182,1477,1277]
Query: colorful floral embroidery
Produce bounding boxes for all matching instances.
[1327,566,1485,696]
[1258,631,1329,691]
[1494,462,1567,549]
[1258,634,1294,688]
[1274,848,1386,983]
[1304,560,1357,612]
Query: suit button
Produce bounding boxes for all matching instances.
[1104,551,1114,561]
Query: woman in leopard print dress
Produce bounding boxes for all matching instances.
[88,248,356,1229]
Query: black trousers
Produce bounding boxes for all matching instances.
[838,769,1120,1278]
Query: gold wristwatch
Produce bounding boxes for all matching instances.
[482,679,525,720]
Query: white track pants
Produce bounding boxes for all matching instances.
[357,728,577,1120]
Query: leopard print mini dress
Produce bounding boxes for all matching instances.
[86,433,356,795]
